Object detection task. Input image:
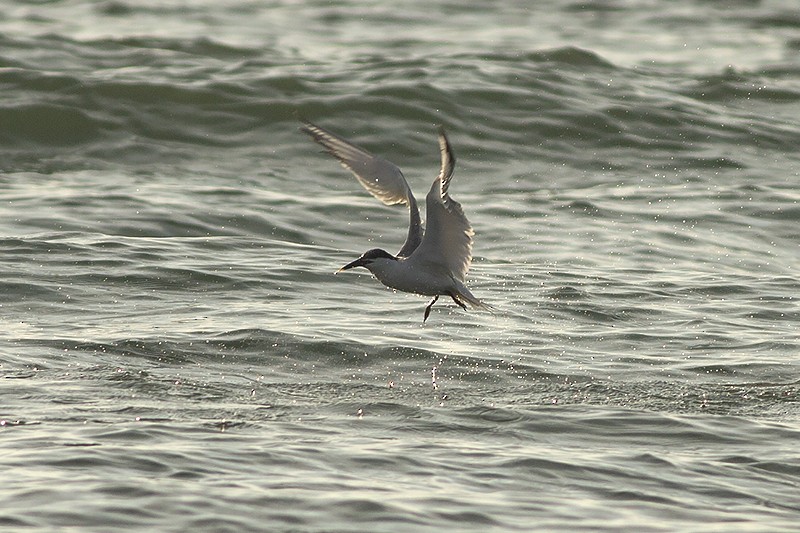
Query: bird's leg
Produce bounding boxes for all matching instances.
[423,295,439,322]
[449,293,468,311]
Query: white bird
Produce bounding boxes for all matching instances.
[302,120,492,322]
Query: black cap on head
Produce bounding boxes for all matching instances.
[338,249,396,271]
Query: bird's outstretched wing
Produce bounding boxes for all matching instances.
[301,121,422,257]
[411,127,474,282]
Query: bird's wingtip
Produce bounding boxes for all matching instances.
[298,117,315,133]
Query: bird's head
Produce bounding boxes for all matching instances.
[338,248,396,273]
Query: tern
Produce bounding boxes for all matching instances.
[302,120,492,322]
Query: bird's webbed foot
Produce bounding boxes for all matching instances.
[423,295,440,322]
[449,293,467,311]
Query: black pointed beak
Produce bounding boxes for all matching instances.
[337,257,367,273]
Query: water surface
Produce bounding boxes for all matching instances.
[2,1,799,531]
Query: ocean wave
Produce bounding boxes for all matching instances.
[2,34,799,179]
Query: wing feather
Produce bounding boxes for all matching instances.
[301,121,423,257]
[410,128,474,282]
[301,121,411,206]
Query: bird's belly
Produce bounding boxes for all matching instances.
[383,277,442,296]
[371,263,452,296]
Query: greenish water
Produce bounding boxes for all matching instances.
[1,1,799,531]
